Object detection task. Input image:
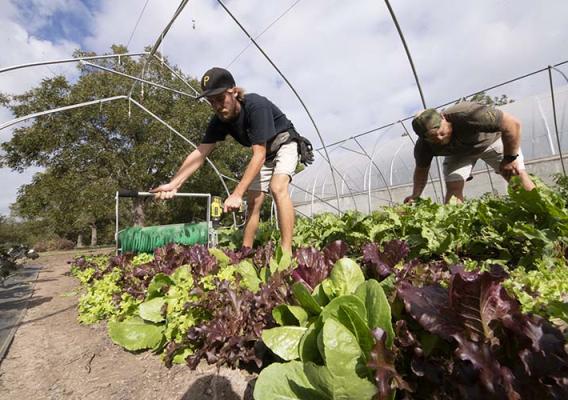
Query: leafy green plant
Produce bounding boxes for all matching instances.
[77,267,123,324]
[255,258,396,400]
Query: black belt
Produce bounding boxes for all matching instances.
[265,128,314,166]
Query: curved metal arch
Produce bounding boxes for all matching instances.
[81,61,196,98]
[128,0,191,101]
[0,95,237,224]
[354,135,394,204]
[0,52,149,75]
[339,171,359,211]
[548,66,567,176]
[0,95,127,131]
[310,175,319,216]
[216,0,342,215]
[383,0,445,200]
[389,141,407,186]
[315,148,359,211]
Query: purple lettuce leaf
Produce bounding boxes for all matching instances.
[253,241,275,270]
[367,327,410,399]
[362,240,409,280]
[322,240,349,268]
[290,241,348,292]
[183,244,218,277]
[397,265,568,399]
[291,246,326,292]
[224,246,255,265]
[175,272,292,370]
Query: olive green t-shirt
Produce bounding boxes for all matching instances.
[414,102,503,167]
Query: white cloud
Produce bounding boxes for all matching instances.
[1,0,568,214]
[0,0,82,216]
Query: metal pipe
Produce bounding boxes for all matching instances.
[82,61,196,98]
[115,191,120,255]
[536,96,556,155]
[123,192,212,197]
[148,0,190,57]
[316,149,359,210]
[315,59,568,152]
[310,176,318,216]
[0,94,237,224]
[151,54,200,96]
[383,0,426,108]
[0,95,128,131]
[128,0,191,99]
[353,136,394,203]
[389,141,406,185]
[338,145,367,157]
[551,66,568,84]
[294,207,311,219]
[0,52,148,75]
[217,0,342,215]
[127,98,238,225]
[365,161,373,212]
[485,164,496,195]
[548,66,567,175]
[382,0,446,199]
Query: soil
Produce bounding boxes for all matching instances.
[0,249,254,400]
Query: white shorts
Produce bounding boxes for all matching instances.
[443,140,527,182]
[249,141,299,193]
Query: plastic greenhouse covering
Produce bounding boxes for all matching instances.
[291,84,568,215]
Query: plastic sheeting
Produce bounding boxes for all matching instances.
[291,84,568,214]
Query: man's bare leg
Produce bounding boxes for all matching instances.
[269,174,294,254]
[242,190,265,248]
[444,180,465,204]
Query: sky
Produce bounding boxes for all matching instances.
[1,0,568,215]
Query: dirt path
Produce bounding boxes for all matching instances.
[0,249,253,400]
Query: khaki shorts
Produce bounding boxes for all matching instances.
[443,139,527,182]
[249,141,299,193]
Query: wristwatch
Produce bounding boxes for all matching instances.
[502,154,518,163]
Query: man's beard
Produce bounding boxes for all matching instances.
[217,108,235,122]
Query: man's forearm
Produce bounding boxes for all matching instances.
[233,153,265,196]
[412,166,430,196]
[170,151,205,188]
[501,131,520,156]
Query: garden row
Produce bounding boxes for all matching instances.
[71,177,568,399]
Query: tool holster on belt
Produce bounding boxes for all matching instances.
[265,127,315,166]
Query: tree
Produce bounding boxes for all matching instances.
[1,45,249,245]
[457,91,514,106]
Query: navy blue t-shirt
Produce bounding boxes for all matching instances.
[202,93,293,146]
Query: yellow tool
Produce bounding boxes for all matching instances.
[211,196,223,222]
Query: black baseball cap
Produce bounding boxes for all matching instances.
[197,67,236,99]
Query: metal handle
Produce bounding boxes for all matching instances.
[117,189,140,198]
[117,190,212,198]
